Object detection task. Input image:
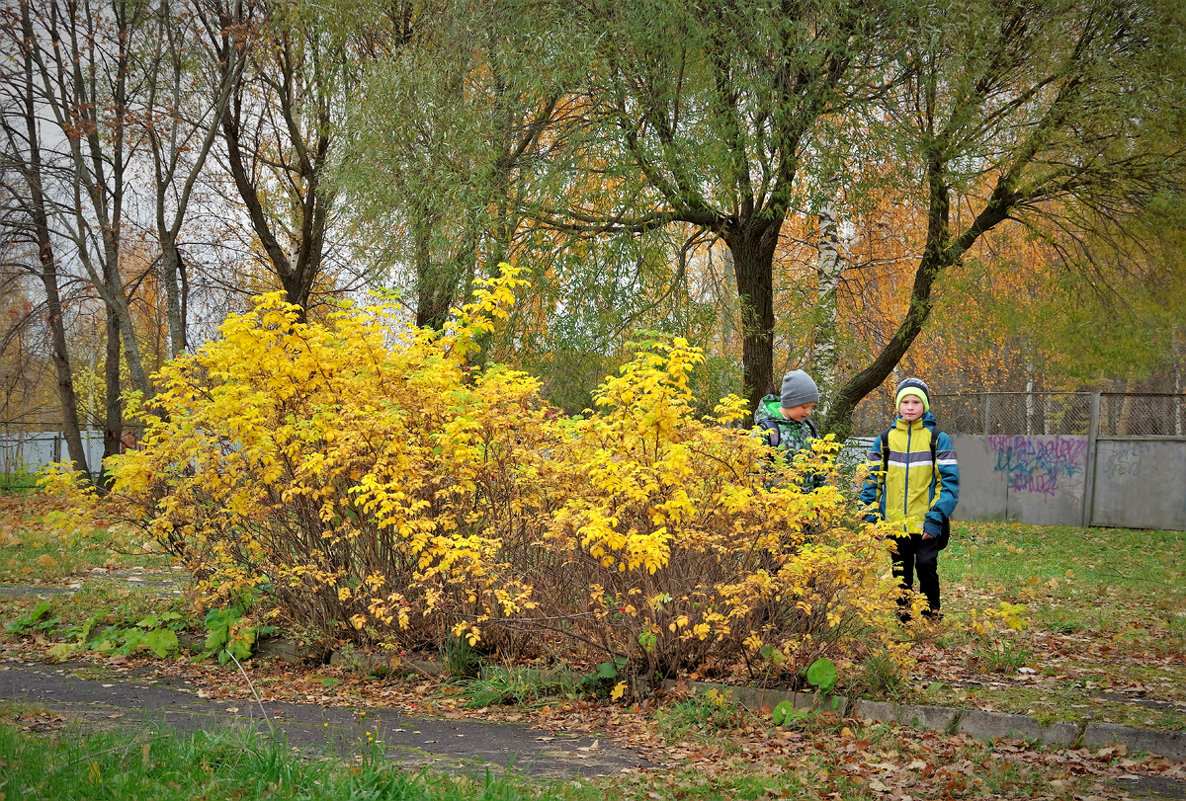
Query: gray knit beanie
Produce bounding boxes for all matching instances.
[780,370,819,408]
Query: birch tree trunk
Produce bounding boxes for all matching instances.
[814,203,845,418]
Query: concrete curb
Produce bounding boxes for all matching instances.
[267,645,1185,764]
[1084,724,1186,762]
[663,680,1185,762]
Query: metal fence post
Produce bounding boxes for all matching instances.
[1080,392,1101,528]
[982,392,992,435]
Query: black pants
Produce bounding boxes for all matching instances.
[891,533,942,612]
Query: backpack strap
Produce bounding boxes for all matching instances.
[930,426,951,539]
[761,418,817,454]
[758,419,781,448]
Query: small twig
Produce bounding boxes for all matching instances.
[229,652,274,736]
[1107,567,1158,583]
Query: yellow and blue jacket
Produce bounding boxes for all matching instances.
[859,413,959,537]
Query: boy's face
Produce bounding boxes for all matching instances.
[780,403,816,422]
[898,395,925,421]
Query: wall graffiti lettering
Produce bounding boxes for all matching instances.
[1105,444,1143,480]
[987,435,1088,497]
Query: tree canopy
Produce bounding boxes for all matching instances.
[1,0,1184,462]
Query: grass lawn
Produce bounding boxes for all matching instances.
[2,493,1185,799]
[0,710,538,801]
[1,492,1183,730]
[909,522,1186,730]
[0,492,173,584]
[0,698,1165,801]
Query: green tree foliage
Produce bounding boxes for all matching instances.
[337,0,573,330]
[538,0,906,412]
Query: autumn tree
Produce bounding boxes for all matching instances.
[0,3,104,476]
[338,0,566,330]
[1,0,247,476]
[0,268,58,434]
[201,0,406,318]
[531,0,906,412]
[822,0,1186,433]
[139,0,243,355]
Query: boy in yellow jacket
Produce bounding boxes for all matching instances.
[860,378,959,620]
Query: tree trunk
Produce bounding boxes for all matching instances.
[814,203,844,417]
[1025,357,1036,435]
[1176,329,1184,437]
[719,246,737,357]
[824,156,1015,436]
[14,8,89,479]
[1117,378,1133,437]
[100,305,122,488]
[414,240,451,332]
[39,273,90,479]
[161,237,187,355]
[724,221,780,414]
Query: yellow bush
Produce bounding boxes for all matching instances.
[527,337,903,685]
[62,264,904,690]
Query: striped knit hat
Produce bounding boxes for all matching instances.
[895,377,930,412]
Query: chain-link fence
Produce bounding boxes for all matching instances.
[1096,393,1186,437]
[930,392,1095,436]
[1,425,106,486]
[918,392,1186,437]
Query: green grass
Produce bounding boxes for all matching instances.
[0,714,1074,801]
[653,687,753,746]
[0,466,41,492]
[943,523,1185,651]
[450,665,583,708]
[0,495,171,584]
[895,522,1186,731]
[0,717,555,801]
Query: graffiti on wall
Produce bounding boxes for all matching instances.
[987,435,1088,497]
[1105,443,1144,480]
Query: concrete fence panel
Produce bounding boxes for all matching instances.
[946,434,1185,531]
[1090,439,1186,530]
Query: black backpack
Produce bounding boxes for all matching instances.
[878,426,951,546]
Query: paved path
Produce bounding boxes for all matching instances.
[4,659,1186,798]
[0,660,650,780]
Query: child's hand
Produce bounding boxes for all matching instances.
[922,520,942,539]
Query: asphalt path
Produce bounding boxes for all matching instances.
[0,659,651,780]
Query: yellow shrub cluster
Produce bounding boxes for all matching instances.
[59,265,907,689]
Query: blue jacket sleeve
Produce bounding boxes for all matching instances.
[859,436,884,522]
[926,431,959,528]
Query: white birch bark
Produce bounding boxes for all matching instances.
[814,203,845,417]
